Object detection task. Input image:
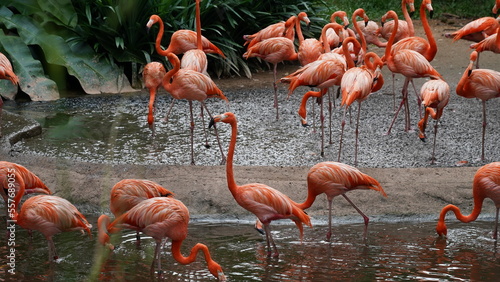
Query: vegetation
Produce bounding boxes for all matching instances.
[0,0,495,101]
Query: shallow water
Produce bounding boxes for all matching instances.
[2,217,499,281]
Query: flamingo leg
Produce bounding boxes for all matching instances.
[47,237,58,261]
[263,224,279,257]
[326,199,333,241]
[338,106,348,162]
[431,118,439,164]
[164,98,176,123]
[189,101,196,165]
[320,91,325,157]
[481,100,487,161]
[151,240,163,275]
[199,104,210,149]
[327,88,334,145]
[410,79,422,119]
[403,81,412,132]
[136,231,141,245]
[386,78,409,135]
[272,63,279,120]
[341,194,369,238]
[392,73,396,111]
[354,102,362,166]
[494,207,499,240]
[202,102,226,165]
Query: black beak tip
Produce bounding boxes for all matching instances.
[364,20,368,27]
[409,11,415,18]
[209,118,215,128]
[420,137,426,142]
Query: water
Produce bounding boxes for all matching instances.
[2,217,499,281]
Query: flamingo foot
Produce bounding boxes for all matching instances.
[326,231,332,241]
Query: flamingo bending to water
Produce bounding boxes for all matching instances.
[98,197,226,280]
[209,112,311,257]
[436,162,500,241]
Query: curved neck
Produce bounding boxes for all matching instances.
[420,2,436,61]
[456,59,473,95]
[195,0,202,50]
[384,11,399,61]
[352,10,367,56]
[163,53,180,93]
[171,240,219,275]
[402,0,415,36]
[343,37,359,69]
[321,23,342,52]
[153,16,169,57]
[297,189,317,210]
[438,199,484,224]
[226,119,238,195]
[295,16,305,43]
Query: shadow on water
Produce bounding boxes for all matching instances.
[1,216,500,281]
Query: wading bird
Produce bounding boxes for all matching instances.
[470,25,500,68]
[1,161,51,216]
[10,179,91,261]
[0,52,19,138]
[98,197,226,280]
[109,179,174,242]
[417,79,450,164]
[380,0,415,43]
[144,62,166,134]
[436,162,500,241]
[300,161,386,241]
[455,51,500,161]
[209,112,311,257]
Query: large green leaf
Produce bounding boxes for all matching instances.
[0,30,59,101]
[0,7,136,95]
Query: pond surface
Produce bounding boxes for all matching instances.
[2,216,499,281]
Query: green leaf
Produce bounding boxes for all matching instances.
[0,30,59,101]
[36,0,77,27]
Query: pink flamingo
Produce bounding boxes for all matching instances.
[210,112,311,257]
[380,0,416,42]
[470,25,500,68]
[98,197,226,280]
[456,51,500,161]
[436,162,500,241]
[0,52,19,137]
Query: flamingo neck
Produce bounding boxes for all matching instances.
[384,12,399,62]
[148,89,156,125]
[154,17,169,57]
[171,240,213,265]
[352,12,367,56]
[295,16,305,43]
[162,53,180,93]
[195,0,202,50]
[342,37,358,69]
[456,60,473,95]
[225,119,238,196]
[402,0,415,36]
[420,3,436,61]
[297,189,317,210]
[439,198,484,225]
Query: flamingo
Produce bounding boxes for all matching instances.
[161,52,227,165]
[338,42,384,166]
[300,161,386,241]
[436,162,500,241]
[456,51,500,161]
[326,11,352,49]
[354,20,387,48]
[146,14,225,58]
[279,24,347,157]
[144,62,166,134]
[380,0,415,42]
[243,12,308,49]
[1,161,51,216]
[444,16,500,43]
[98,197,226,280]
[470,25,500,68]
[382,10,442,135]
[0,52,19,138]
[417,79,450,164]
[243,37,298,120]
[209,112,311,257]
[295,12,324,66]
[109,179,174,242]
[388,0,437,113]
[10,176,92,261]
[495,0,500,15]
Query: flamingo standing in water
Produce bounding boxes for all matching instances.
[436,162,500,241]
[456,50,500,161]
[417,79,450,164]
[300,161,386,241]
[98,197,226,280]
[1,161,51,216]
[108,179,174,242]
[10,173,92,261]
[382,10,442,134]
[0,52,19,138]
[243,37,298,120]
[209,112,311,257]
[338,38,384,166]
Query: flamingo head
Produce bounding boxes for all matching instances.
[436,220,448,237]
[298,12,310,28]
[207,261,226,281]
[209,112,236,128]
[406,0,415,16]
[97,215,115,250]
[146,15,161,30]
[423,0,434,19]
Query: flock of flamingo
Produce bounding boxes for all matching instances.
[1,0,500,280]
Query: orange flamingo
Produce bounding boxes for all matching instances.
[146,14,225,58]
[300,161,386,241]
[456,51,500,161]
[444,16,500,43]
[181,0,209,76]
[144,62,167,134]
[350,8,371,64]
[326,11,351,49]
[244,13,307,49]
[380,0,415,42]
[161,52,227,165]
[1,161,51,216]
[98,197,226,280]
[417,79,450,164]
[0,52,19,137]
[494,0,500,15]
[10,176,92,261]
[470,25,500,68]
[243,37,298,120]
[209,112,311,257]
[382,10,442,134]
[338,41,384,166]
[109,179,174,241]
[436,162,500,240]
[354,20,387,48]
[295,12,324,66]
